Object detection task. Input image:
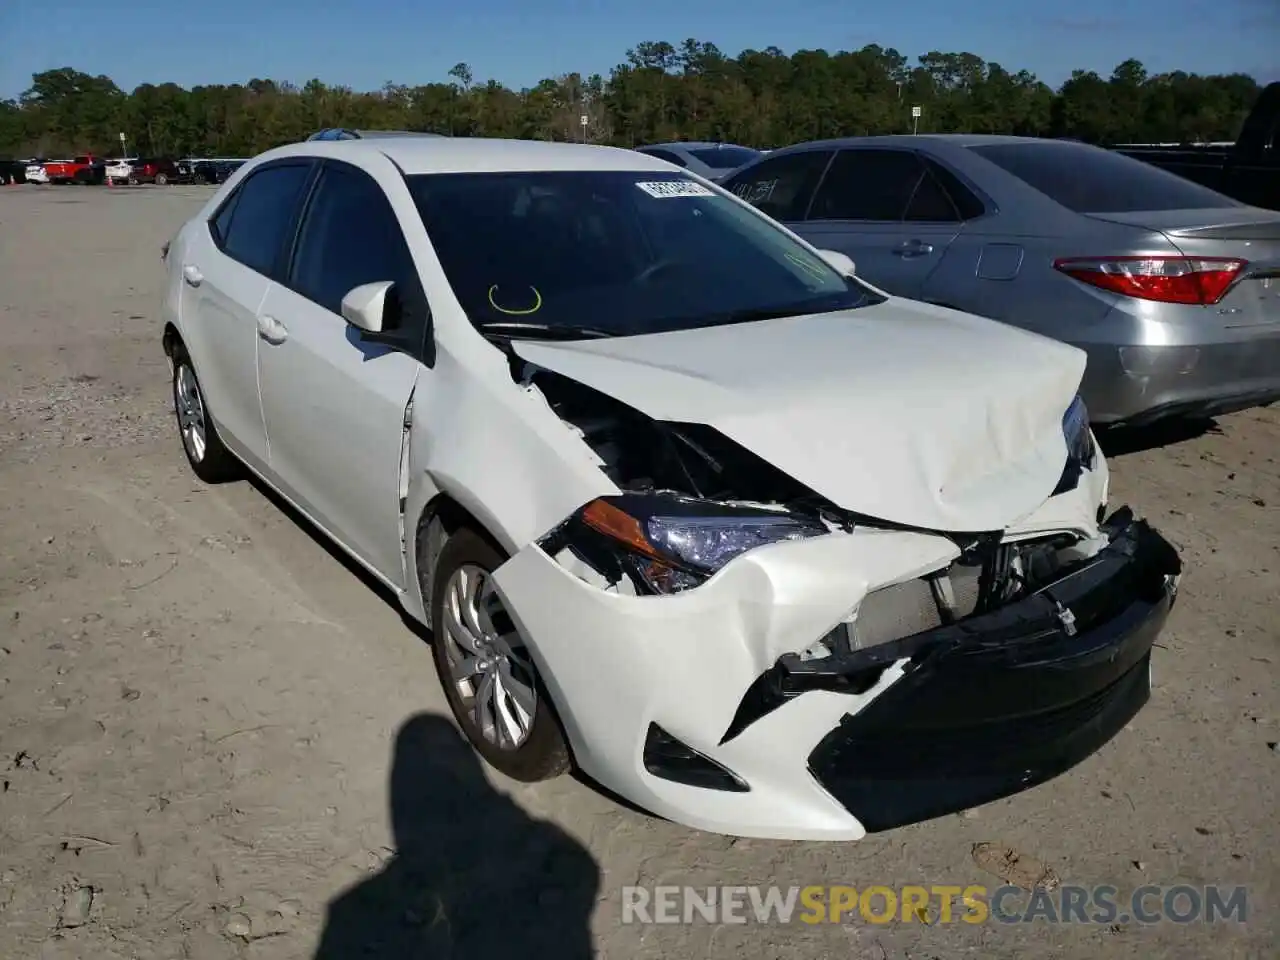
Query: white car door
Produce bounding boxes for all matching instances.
[181,160,316,472]
[255,160,426,586]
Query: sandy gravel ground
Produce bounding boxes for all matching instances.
[0,183,1276,960]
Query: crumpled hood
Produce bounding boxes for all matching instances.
[514,301,1087,532]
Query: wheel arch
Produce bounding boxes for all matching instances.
[410,490,513,631]
[162,322,183,373]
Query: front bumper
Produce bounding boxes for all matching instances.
[492,505,1180,840]
[805,512,1178,831]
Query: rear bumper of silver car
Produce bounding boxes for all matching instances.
[1076,332,1280,426]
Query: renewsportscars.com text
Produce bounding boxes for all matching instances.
[621,884,1248,926]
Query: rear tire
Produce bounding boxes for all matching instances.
[428,527,570,782]
[170,345,241,483]
[154,173,168,186]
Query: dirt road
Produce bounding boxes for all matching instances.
[1,184,1276,959]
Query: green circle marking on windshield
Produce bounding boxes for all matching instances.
[487,284,543,315]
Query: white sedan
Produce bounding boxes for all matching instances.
[159,136,1182,840]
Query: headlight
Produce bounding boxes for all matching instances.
[553,494,830,594]
[1053,395,1097,496]
[1062,395,1095,466]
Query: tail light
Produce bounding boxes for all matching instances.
[1053,256,1246,305]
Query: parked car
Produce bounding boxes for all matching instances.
[159,137,1181,840]
[721,136,1280,427]
[105,157,138,184]
[43,155,101,184]
[172,159,200,183]
[634,141,762,181]
[24,160,52,184]
[193,159,247,184]
[74,157,108,185]
[124,157,181,185]
[1113,82,1280,212]
[0,158,32,184]
[306,128,447,141]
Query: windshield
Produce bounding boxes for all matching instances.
[688,146,761,169]
[407,171,880,339]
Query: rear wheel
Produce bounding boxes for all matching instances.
[154,173,168,186]
[171,345,241,483]
[428,528,570,782]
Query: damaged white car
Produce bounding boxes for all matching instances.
[160,136,1183,840]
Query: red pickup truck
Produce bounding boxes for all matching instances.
[43,155,106,185]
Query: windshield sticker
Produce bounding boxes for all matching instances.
[635,180,715,199]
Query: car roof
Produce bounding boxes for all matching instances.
[641,141,723,152]
[307,128,447,141]
[773,134,1092,153]
[267,137,681,176]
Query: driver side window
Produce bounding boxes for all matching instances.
[288,163,417,317]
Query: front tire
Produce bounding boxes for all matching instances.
[429,528,570,782]
[171,345,241,483]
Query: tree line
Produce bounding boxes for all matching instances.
[0,41,1264,159]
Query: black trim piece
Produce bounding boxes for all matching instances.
[719,642,884,746]
[799,515,1178,832]
[718,513,1178,747]
[810,651,1155,832]
[799,150,838,221]
[280,160,325,283]
[643,724,749,792]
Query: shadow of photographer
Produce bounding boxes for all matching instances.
[315,713,600,959]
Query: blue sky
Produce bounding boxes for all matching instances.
[2,0,1276,100]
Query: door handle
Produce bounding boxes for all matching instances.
[257,314,288,345]
[182,264,203,286]
[893,239,934,258]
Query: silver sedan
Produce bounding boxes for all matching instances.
[721,136,1280,427]
[634,142,762,182]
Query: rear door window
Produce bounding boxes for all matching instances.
[808,149,928,221]
[922,158,987,220]
[970,141,1241,212]
[215,163,314,277]
[721,150,834,221]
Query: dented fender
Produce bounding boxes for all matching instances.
[397,346,617,625]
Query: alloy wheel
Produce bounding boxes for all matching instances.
[440,564,538,750]
[175,362,207,462]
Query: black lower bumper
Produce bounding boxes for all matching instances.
[804,513,1180,832]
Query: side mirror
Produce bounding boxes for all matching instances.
[816,249,856,277]
[341,280,396,333]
